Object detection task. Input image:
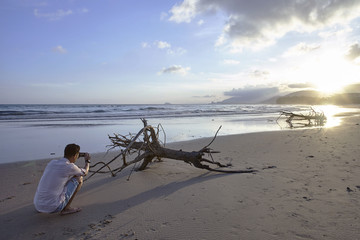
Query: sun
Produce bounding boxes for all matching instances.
[291,49,359,95]
[313,77,346,94]
[310,55,349,94]
[313,83,341,94]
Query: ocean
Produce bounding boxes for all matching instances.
[0,104,354,163]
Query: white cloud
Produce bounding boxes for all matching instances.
[146,41,186,55]
[223,86,279,103]
[167,47,187,55]
[249,69,270,79]
[318,26,352,39]
[169,0,360,51]
[215,34,227,47]
[197,19,204,26]
[283,42,321,57]
[168,0,198,23]
[192,94,216,98]
[155,40,171,49]
[158,65,190,75]
[52,45,67,54]
[34,8,73,21]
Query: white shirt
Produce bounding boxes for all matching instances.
[34,158,85,213]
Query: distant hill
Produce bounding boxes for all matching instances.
[218,89,360,105]
[259,96,279,104]
[276,90,323,104]
[276,91,360,104]
[281,90,323,98]
[218,90,320,104]
[220,92,276,104]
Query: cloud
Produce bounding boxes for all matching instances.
[167,47,187,55]
[249,69,269,78]
[288,83,315,89]
[34,8,73,21]
[225,86,278,96]
[343,83,360,93]
[169,0,360,51]
[192,94,216,98]
[142,40,187,55]
[52,45,67,54]
[159,65,190,75]
[155,40,171,49]
[346,43,360,61]
[223,86,279,103]
[168,0,198,23]
[318,26,352,39]
[283,42,320,57]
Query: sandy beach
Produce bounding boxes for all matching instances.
[1,114,359,240]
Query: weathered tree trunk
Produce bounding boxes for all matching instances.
[87,119,257,180]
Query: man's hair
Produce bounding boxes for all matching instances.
[64,143,80,158]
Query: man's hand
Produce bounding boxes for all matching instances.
[84,153,91,163]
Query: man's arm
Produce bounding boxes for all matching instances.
[83,153,91,176]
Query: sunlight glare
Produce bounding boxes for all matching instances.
[314,105,360,128]
[292,49,359,94]
[313,105,342,127]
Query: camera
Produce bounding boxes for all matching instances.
[78,152,86,157]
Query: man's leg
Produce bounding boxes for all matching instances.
[60,176,83,215]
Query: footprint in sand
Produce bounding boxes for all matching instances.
[82,214,116,238]
[0,196,15,203]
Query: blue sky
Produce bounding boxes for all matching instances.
[1,0,360,104]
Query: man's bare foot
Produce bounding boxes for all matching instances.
[60,207,81,216]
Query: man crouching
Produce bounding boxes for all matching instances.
[34,143,90,215]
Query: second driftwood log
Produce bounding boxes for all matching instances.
[277,107,327,128]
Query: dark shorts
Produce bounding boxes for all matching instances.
[53,177,80,213]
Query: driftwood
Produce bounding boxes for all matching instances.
[87,119,257,180]
[277,107,326,128]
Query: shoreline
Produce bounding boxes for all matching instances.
[0,107,356,166]
[1,104,359,164]
[0,108,357,168]
[1,114,359,239]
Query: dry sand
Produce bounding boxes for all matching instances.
[1,114,360,240]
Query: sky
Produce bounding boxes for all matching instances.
[1,0,360,104]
